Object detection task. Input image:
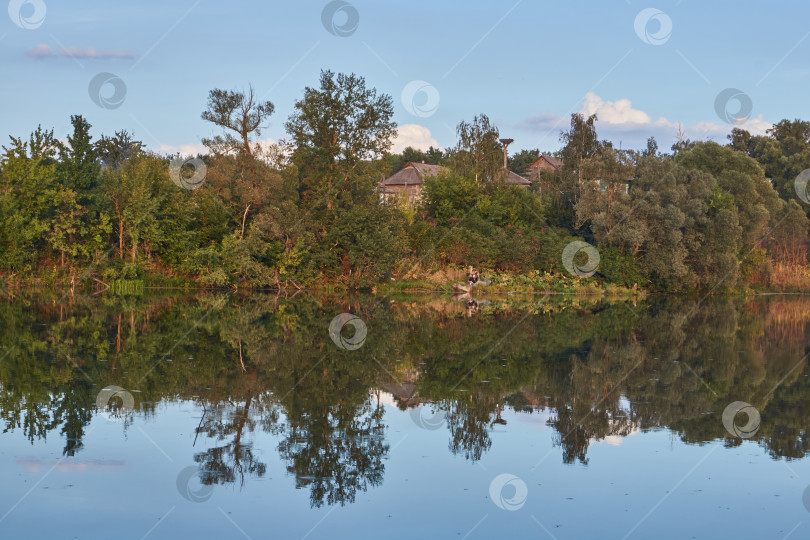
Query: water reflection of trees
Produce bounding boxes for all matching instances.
[1,293,810,506]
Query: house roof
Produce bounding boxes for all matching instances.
[383,162,444,186]
[528,154,563,170]
[383,162,531,187]
[504,169,531,186]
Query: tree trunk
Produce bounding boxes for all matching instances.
[240,203,251,240]
[242,132,252,157]
[118,219,124,260]
[116,314,122,354]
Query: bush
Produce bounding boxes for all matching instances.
[598,247,645,287]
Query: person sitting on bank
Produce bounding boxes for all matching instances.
[467,266,479,288]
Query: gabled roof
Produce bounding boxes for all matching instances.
[383,162,444,186]
[504,169,531,186]
[528,154,563,170]
[383,162,531,187]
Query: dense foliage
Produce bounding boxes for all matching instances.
[2,71,809,292]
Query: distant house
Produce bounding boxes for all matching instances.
[526,154,563,175]
[381,162,443,204]
[597,177,632,195]
[502,169,532,188]
[380,162,530,204]
[526,154,632,194]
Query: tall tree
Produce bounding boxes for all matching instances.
[95,130,143,170]
[286,70,396,203]
[58,115,101,199]
[453,114,502,184]
[556,113,604,227]
[201,85,274,157]
[285,70,402,284]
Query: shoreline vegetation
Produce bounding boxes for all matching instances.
[2,70,810,296]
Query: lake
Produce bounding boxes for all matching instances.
[0,292,808,539]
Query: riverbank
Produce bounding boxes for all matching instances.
[2,260,809,297]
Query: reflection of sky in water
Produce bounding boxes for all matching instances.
[2,400,808,539]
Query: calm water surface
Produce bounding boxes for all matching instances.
[1,292,809,539]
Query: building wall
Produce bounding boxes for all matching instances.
[384,184,423,204]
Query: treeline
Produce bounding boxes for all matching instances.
[1,70,809,291]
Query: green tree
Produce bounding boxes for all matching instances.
[452,114,502,184]
[285,70,402,285]
[201,85,274,157]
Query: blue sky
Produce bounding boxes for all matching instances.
[2,0,809,156]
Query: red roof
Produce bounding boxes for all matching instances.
[528,154,563,170]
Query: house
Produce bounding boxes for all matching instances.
[380,162,531,204]
[503,169,532,187]
[381,162,443,204]
[525,153,632,194]
[526,154,563,175]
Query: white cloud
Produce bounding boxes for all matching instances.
[580,92,651,125]
[62,46,135,59]
[152,138,281,158]
[26,43,53,58]
[518,92,774,149]
[154,142,207,156]
[25,43,135,60]
[732,114,772,136]
[391,124,440,153]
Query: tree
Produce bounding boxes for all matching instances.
[285,70,402,285]
[0,131,86,271]
[452,114,502,184]
[95,130,143,170]
[201,85,274,157]
[556,113,605,227]
[55,115,110,265]
[200,85,278,241]
[643,137,658,157]
[58,115,100,197]
[101,153,183,264]
[508,148,540,175]
[286,70,396,205]
[420,171,479,225]
[741,119,810,203]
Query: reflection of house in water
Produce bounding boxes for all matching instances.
[377,384,426,409]
[380,162,531,204]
